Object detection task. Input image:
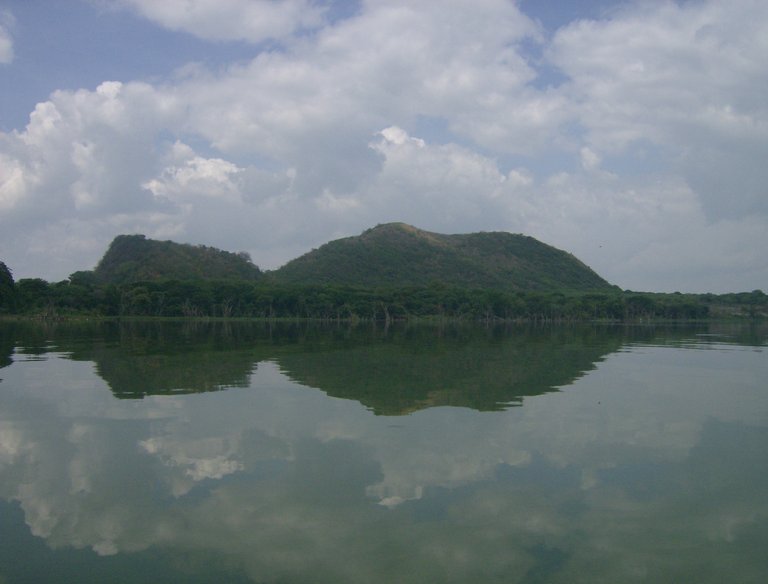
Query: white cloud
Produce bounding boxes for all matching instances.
[143,141,244,203]
[0,80,187,278]
[164,0,544,157]
[364,126,510,231]
[140,436,244,484]
[0,9,14,64]
[378,126,423,148]
[580,146,601,172]
[0,0,766,291]
[0,153,26,210]
[548,0,768,219]
[113,0,326,42]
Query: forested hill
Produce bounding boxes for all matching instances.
[270,223,613,291]
[92,234,262,284]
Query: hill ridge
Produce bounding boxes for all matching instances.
[89,224,611,291]
[270,222,612,291]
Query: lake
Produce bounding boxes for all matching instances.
[0,320,766,583]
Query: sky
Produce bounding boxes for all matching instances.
[0,0,766,293]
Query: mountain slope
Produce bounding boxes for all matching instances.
[93,234,262,284]
[270,223,612,291]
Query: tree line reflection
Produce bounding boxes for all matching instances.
[2,320,764,413]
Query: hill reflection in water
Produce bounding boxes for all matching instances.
[1,319,766,583]
[5,320,762,413]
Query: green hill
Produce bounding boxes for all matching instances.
[270,223,612,291]
[86,224,611,291]
[93,234,262,284]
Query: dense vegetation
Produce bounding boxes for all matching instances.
[271,223,612,291]
[92,234,262,284]
[1,274,765,321]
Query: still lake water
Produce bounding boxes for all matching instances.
[0,320,766,583]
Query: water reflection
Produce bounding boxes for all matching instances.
[5,320,755,410]
[0,321,766,583]
[4,320,634,409]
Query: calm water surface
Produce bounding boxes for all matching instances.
[0,321,766,583]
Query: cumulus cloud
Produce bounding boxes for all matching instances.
[112,0,326,42]
[143,141,244,203]
[162,0,544,175]
[0,80,186,277]
[548,0,768,219]
[363,126,511,231]
[580,146,601,172]
[4,80,178,219]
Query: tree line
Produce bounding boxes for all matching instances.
[1,265,765,321]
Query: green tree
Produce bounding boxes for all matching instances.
[0,261,16,312]
[16,278,52,313]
